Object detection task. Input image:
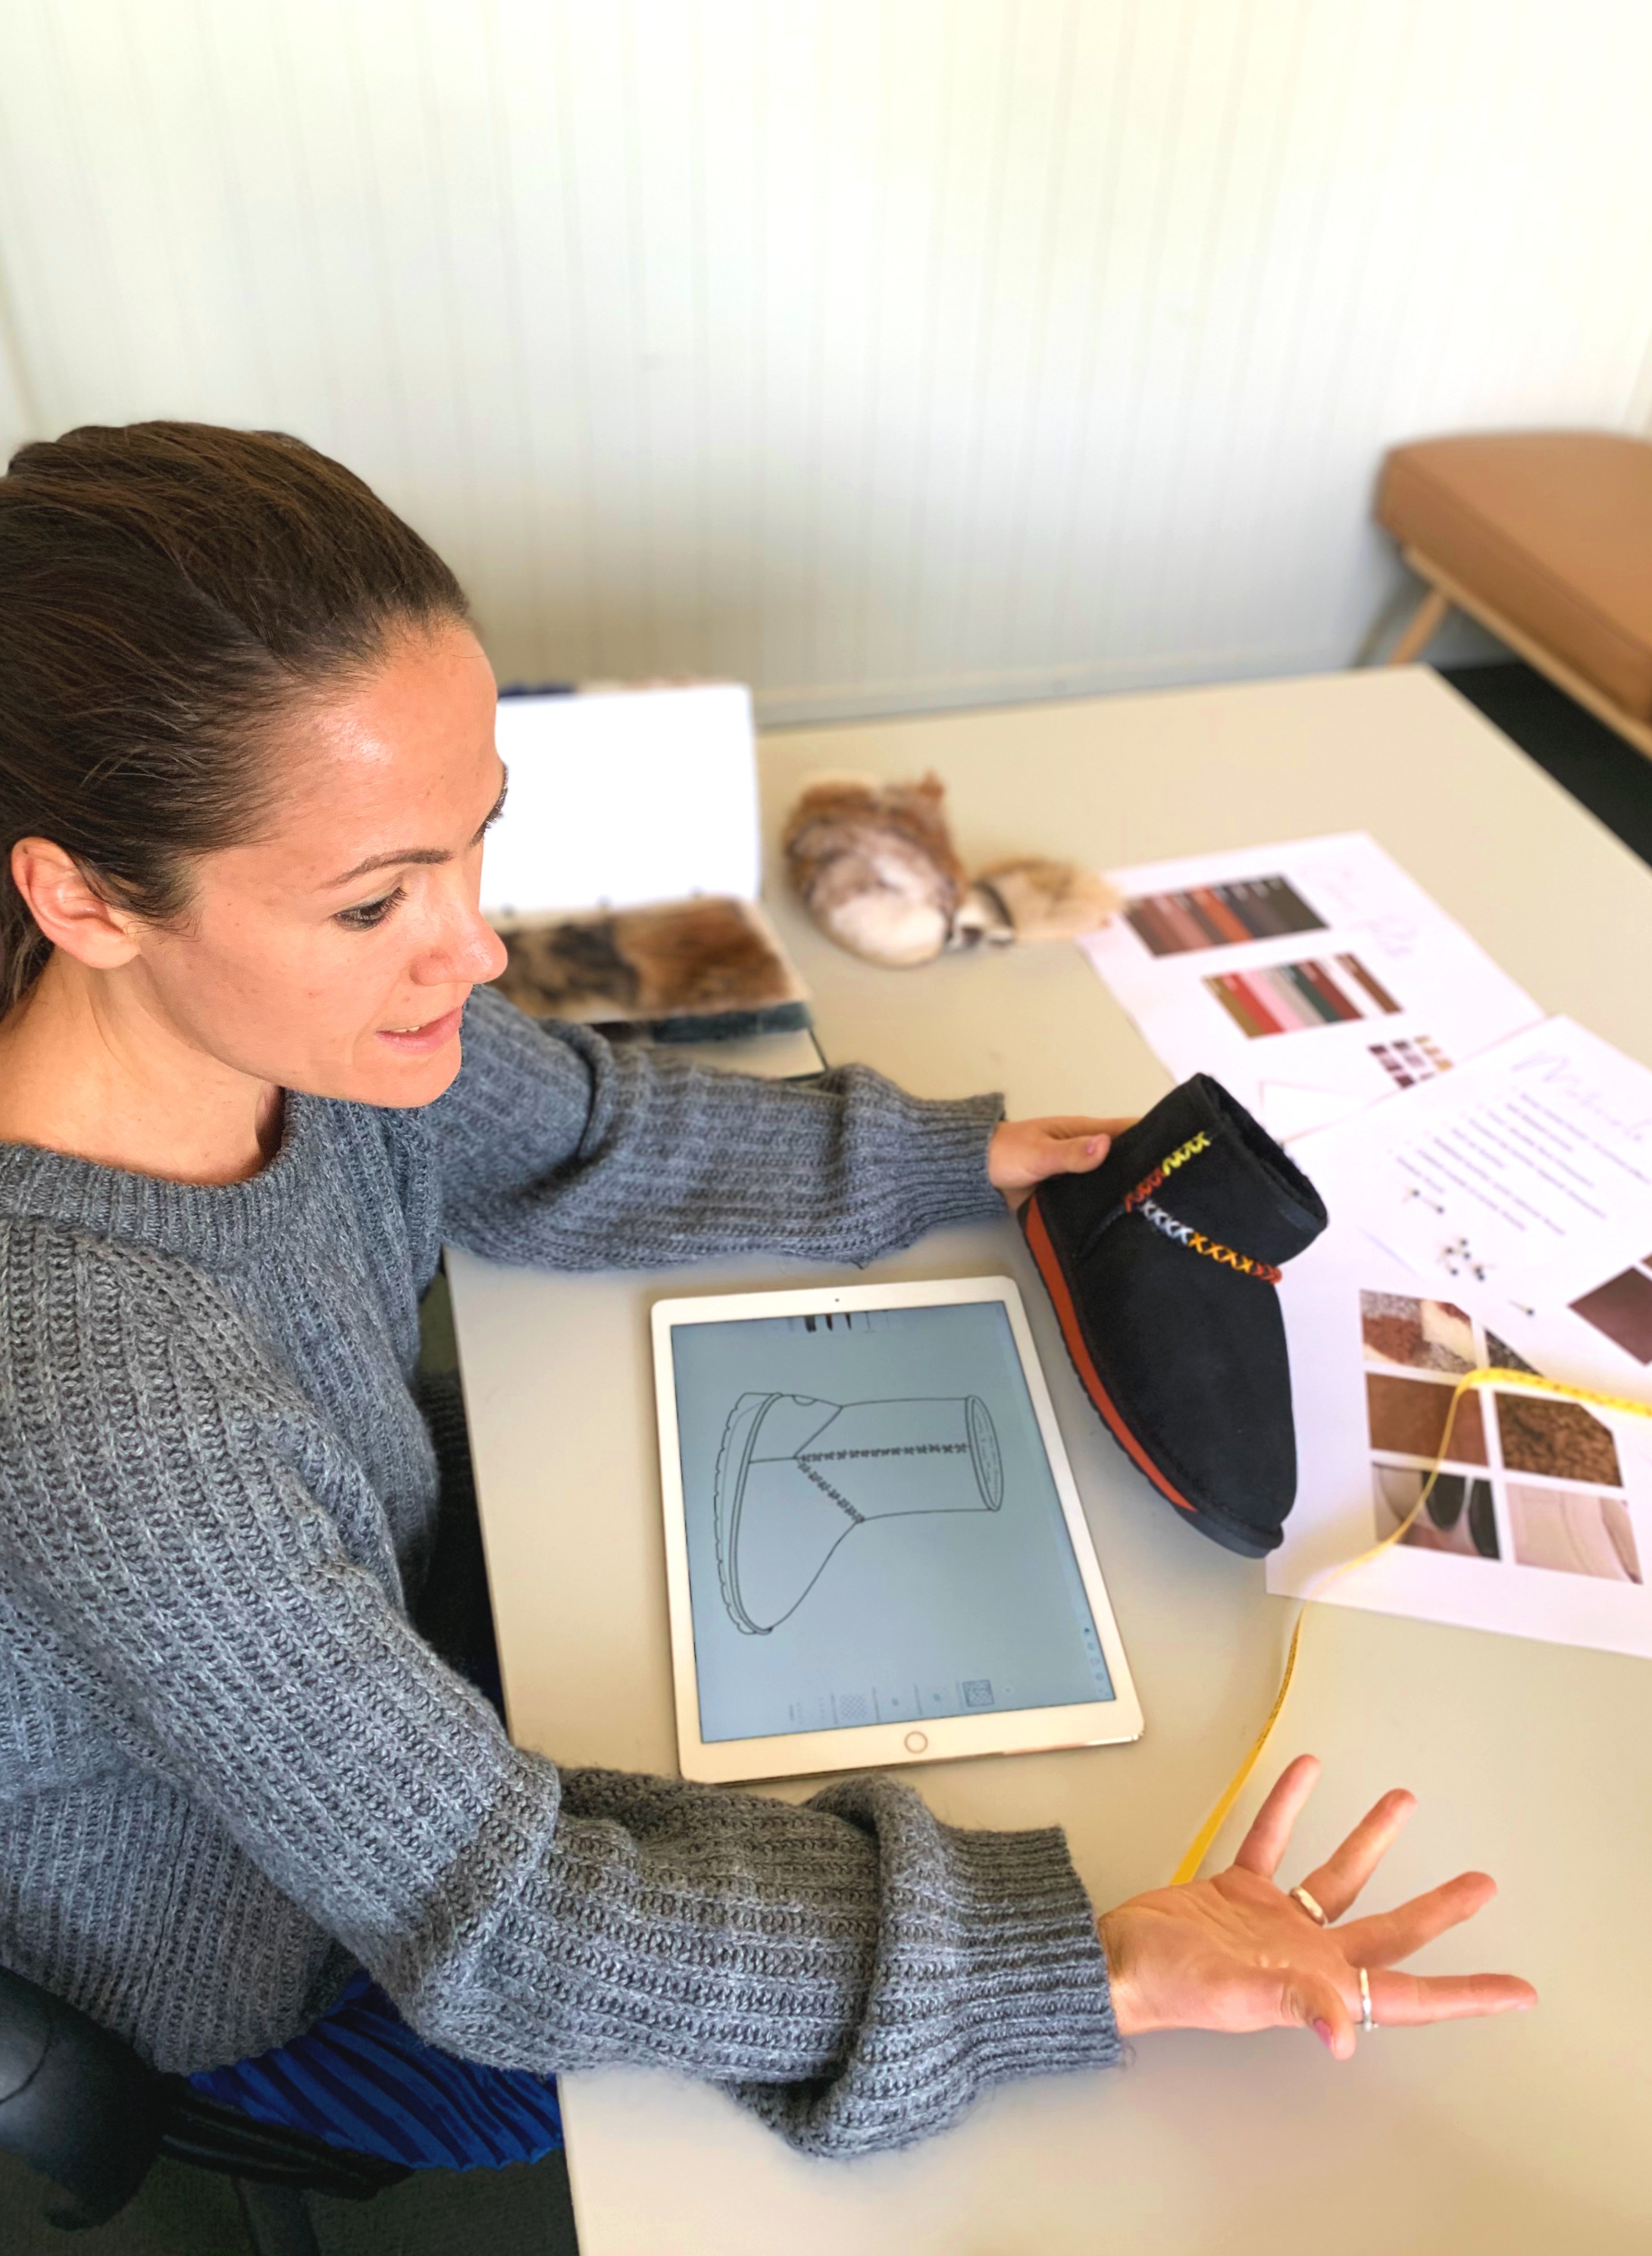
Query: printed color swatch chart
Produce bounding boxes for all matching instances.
[1371,1035,1453,1091]
[1081,833,1541,1141]
[1205,953,1399,1039]
[1125,875,1324,955]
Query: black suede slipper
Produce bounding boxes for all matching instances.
[1019,1075,1328,1557]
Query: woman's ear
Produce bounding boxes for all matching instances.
[9,838,142,969]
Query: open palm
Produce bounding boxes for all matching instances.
[1099,1754,1537,2058]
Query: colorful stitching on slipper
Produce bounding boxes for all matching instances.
[1134,1196,1283,1284]
[1121,1130,1212,1211]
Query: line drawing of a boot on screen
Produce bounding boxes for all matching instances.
[713,1394,1005,1634]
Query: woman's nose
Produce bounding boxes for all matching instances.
[414,899,509,987]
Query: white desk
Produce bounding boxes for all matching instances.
[449,670,1652,2256]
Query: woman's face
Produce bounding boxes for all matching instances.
[131,620,510,1109]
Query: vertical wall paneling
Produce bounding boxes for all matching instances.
[0,266,35,467]
[1,0,1650,720]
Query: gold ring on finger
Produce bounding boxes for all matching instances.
[1289,1884,1329,1927]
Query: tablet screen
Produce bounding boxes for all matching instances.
[667,1299,1117,1743]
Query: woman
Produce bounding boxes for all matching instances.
[0,423,1531,2171]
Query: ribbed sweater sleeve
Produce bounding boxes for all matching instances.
[3,1238,1119,2154]
[428,987,1006,1269]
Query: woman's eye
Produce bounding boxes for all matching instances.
[336,885,406,931]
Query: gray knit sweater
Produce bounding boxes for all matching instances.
[0,986,1119,2157]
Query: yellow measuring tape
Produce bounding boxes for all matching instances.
[1171,1366,1652,1886]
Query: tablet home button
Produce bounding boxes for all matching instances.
[903,1731,928,1754]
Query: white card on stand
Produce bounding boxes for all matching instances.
[483,685,761,917]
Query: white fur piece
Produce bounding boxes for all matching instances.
[953,859,1119,948]
[814,858,954,968]
[783,771,965,968]
[784,774,1119,966]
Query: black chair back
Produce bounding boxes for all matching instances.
[0,1963,167,2227]
[0,1961,408,2238]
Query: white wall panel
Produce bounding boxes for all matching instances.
[0,310,31,470]
[1,0,1650,719]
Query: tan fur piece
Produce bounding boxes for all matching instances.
[782,772,966,968]
[953,859,1121,949]
[492,896,805,1023]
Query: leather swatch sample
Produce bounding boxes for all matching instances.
[1373,1465,1499,1559]
[1360,1291,1476,1375]
[1365,1373,1487,1465]
[1495,1391,1622,1488]
[1507,1485,1641,1582]
[1569,1268,1652,1365]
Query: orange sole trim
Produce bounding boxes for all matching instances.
[1023,1194,1199,1517]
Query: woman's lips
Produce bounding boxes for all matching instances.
[374,1003,465,1057]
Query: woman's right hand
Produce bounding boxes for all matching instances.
[1097,1754,1537,2060]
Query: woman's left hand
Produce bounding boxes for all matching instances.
[988,1116,1134,1211]
[1099,1755,1537,2059]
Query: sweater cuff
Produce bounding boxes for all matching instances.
[874,1087,1006,1239]
[736,1792,1119,2158]
[937,1820,1121,2089]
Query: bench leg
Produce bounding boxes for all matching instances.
[1387,582,1452,665]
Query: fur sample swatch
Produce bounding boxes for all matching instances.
[492,896,806,1024]
[782,772,966,968]
[955,859,1120,948]
[783,771,1118,967]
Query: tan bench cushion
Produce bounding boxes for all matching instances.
[1377,431,1652,721]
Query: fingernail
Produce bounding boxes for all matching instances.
[1313,2020,1335,2052]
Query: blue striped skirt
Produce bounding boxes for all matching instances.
[189,1972,563,2172]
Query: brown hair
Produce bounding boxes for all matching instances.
[0,420,468,1010]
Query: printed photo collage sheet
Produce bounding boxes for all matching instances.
[1080,835,1652,1659]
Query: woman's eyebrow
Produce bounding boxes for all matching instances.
[324,772,509,891]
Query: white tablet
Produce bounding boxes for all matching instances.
[650,1276,1143,1783]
